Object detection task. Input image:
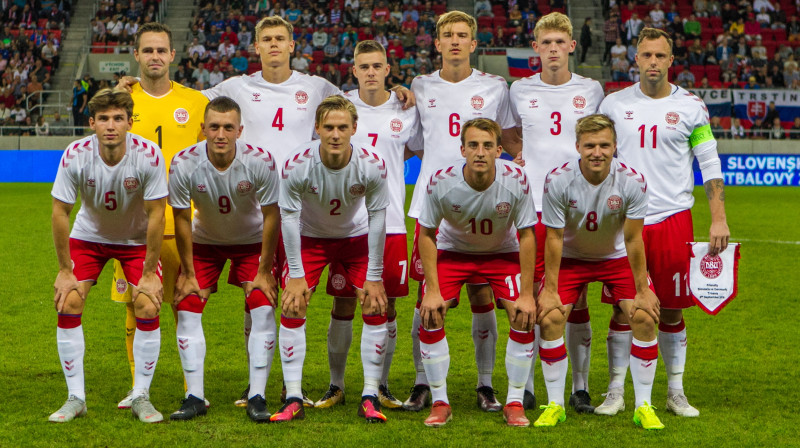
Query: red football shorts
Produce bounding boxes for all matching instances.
[69,238,156,286]
[546,257,638,305]
[422,250,522,306]
[192,242,262,290]
[285,234,368,297]
[642,209,694,309]
[328,233,409,298]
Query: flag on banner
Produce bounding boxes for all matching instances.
[506,48,541,78]
[732,90,800,127]
[687,88,731,118]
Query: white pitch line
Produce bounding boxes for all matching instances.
[694,238,800,246]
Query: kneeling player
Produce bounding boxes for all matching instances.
[534,114,663,429]
[49,89,167,423]
[271,95,390,423]
[418,118,538,427]
[167,97,280,422]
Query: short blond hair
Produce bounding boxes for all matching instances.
[436,11,477,40]
[354,40,386,59]
[534,12,573,40]
[637,27,673,54]
[461,118,501,146]
[575,114,617,144]
[315,95,358,126]
[255,15,293,40]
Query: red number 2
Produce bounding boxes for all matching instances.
[330,199,341,215]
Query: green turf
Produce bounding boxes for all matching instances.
[0,184,797,447]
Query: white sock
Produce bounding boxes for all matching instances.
[327,314,353,390]
[381,317,397,387]
[659,320,687,393]
[176,310,205,399]
[506,329,535,405]
[420,327,449,404]
[279,316,306,399]
[630,337,658,408]
[411,307,427,385]
[57,316,85,401]
[248,305,276,399]
[565,320,592,393]
[539,337,567,406]
[607,320,632,390]
[524,324,540,394]
[471,305,497,388]
[132,318,161,397]
[361,314,388,397]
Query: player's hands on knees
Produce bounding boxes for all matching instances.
[53,269,82,313]
[360,280,388,316]
[511,294,537,332]
[246,271,279,307]
[536,288,566,324]
[281,277,310,316]
[174,273,201,306]
[512,152,526,167]
[391,85,416,110]
[420,290,447,329]
[631,289,660,324]
[135,272,164,312]
[113,75,139,93]
[708,221,730,256]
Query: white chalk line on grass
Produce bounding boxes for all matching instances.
[693,237,800,246]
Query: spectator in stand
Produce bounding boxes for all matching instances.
[667,14,685,38]
[751,36,767,62]
[731,118,746,139]
[208,64,224,87]
[612,55,630,81]
[710,116,730,139]
[579,18,592,64]
[509,25,527,47]
[764,101,780,124]
[206,25,222,53]
[50,111,69,135]
[684,14,702,39]
[174,64,189,84]
[372,1,390,22]
[604,11,621,64]
[340,36,355,64]
[729,17,745,37]
[374,30,389,48]
[91,17,107,43]
[399,51,415,73]
[625,12,643,43]
[312,62,324,78]
[610,37,626,62]
[477,26,493,47]
[750,118,768,139]
[744,16,762,36]
[745,75,761,89]
[673,36,689,66]
[10,103,25,124]
[784,61,800,87]
[218,37,236,59]
[475,0,493,18]
[221,25,238,47]
[666,3,680,23]
[330,4,343,26]
[230,50,248,74]
[323,37,340,63]
[756,7,771,28]
[35,115,49,136]
[704,41,718,65]
[415,27,432,54]
[688,40,705,65]
[71,79,87,129]
[341,74,357,91]
[324,63,341,87]
[628,60,640,81]
[192,65,210,89]
[699,76,710,88]
[343,5,358,26]
[188,37,205,58]
[650,3,666,29]
[626,37,637,63]
[0,103,9,125]
[386,37,404,59]
[358,5,372,27]
[390,3,403,22]
[416,49,433,74]
[753,0,775,14]
[787,16,800,39]
[790,117,800,140]
[676,66,696,88]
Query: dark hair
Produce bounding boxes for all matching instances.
[135,22,174,51]
[88,89,134,119]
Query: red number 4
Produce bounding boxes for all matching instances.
[272,108,284,131]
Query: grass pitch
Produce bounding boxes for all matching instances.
[0,184,797,447]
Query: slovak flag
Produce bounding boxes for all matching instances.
[507,48,541,78]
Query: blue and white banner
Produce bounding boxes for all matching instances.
[687,88,732,118]
[693,154,800,186]
[732,90,800,127]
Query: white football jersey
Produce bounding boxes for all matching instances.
[509,73,605,211]
[345,89,421,234]
[419,159,538,254]
[51,133,168,245]
[279,141,389,238]
[408,69,516,218]
[168,140,279,245]
[541,158,649,261]
[204,70,341,166]
[599,83,714,224]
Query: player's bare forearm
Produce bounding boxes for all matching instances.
[501,127,522,158]
[418,227,440,294]
[623,218,651,294]
[704,178,730,255]
[259,204,280,276]
[538,227,566,322]
[173,207,195,277]
[282,276,310,316]
[142,198,166,275]
[518,227,536,298]
[51,199,74,272]
[362,280,388,315]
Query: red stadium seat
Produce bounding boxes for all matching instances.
[432,4,446,15]
[689,64,706,80]
[106,41,118,53]
[312,50,324,64]
[492,16,507,28]
[478,16,493,28]
[705,64,721,81]
[91,41,105,54]
[37,18,49,29]
[708,81,723,88]
[339,63,352,77]
[709,17,722,28]
[247,62,261,74]
[773,29,787,41]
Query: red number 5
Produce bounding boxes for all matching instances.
[104,191,117,210]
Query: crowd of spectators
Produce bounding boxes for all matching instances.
[602,0,800,90]
[0,0,72,135]
[90,0,163,54]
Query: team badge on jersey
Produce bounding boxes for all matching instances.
[665,111,680,126]
[116,278,128,294]
[174,108,189,124]
[86,178,96,188]
[295,90,309,105]
[330,274,346,291]
[237,180,253,195]
[624,110,634,120]
[390,118,403,132]
[572,96,586,109]
[197,184,207,193]
[607,195,622,210]
[124,177,140,191]
[471,95,485,110]
[428,98,437,108]
[252,92,262,102]
[568,199,578,208]
[495,202,511,217]
[529,99,538,108]
[452,204,462,213]
[699,253,722,279]
[349,184,366,197]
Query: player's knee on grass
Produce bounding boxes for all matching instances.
[332,296,357,317]
[133,293,159,319]
[660,308,683,325]
[466,284,493,306]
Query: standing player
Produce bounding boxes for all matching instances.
[49,90,167,423]
[508,11,605,413]
[534,114,663,430]
[113,22,208,409]
[417,118,537,427]
[405,10,519,413]
[166,97,280,423]
[271,95,390,423]
[597,28,730,417]
[315,40,421,410]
